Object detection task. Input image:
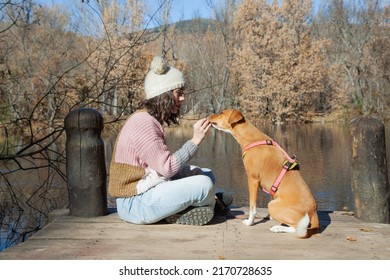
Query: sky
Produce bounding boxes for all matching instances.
[37,0,324,28]
[144,0,214,27]
[38,0,215,24]
[150,0,214,21]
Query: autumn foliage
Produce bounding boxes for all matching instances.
[232,0,328,122]
[1,0,389,133]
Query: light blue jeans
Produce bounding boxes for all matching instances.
[116,166,216,224]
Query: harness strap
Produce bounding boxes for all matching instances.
[242,139,298,196]
[243,139,296,163]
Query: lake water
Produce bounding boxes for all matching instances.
[1,121,389,252]
[164,122,390,212]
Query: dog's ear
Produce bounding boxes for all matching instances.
[228,109,244,125]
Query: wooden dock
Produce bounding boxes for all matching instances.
[1,207,390,260]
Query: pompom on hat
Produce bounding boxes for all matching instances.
[144,56,186,100]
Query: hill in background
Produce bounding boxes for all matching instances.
[148,18,217,34]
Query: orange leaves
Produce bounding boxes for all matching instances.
[232,0,326,122]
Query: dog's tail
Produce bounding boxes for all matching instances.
[296,213,310,238]
[296,212,320,238]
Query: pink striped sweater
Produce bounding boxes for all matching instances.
[108,111,198,197]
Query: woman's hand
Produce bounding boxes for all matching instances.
[191,118,212,146]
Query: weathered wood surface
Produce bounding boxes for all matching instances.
[1,207,390,260]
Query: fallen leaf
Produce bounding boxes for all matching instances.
[346,236,357,241]
[341,212,354,216]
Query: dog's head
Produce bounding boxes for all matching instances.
[208,109,245,134]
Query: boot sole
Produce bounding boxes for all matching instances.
[165,207,214,226]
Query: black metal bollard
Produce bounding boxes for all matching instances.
[64,108,107,217]
[350,117,389,223]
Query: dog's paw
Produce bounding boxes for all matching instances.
[270,225,296,233]
[243,219,254,226]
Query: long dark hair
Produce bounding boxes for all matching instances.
[138,91,180,126]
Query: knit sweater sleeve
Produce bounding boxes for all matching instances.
[173,140,198,167]
[137,129,197,178]
[114,112,198,179]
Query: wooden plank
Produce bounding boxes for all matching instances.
[1,208,390,260]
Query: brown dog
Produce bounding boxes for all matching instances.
[209,109,319,238]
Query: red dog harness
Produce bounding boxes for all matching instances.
[242,139,298,196]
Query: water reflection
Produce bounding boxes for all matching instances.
[1,121,389,252]
[0,156,68,252]
[165,122,389,212]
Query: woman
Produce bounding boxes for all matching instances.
[108,56,231,226]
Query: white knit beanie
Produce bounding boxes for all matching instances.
[144,56,185,99]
